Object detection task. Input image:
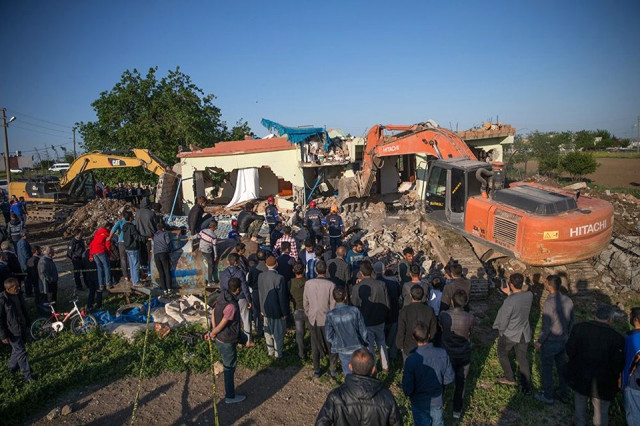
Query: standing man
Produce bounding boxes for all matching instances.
[16,230,32,284]
[397,247,414,285]
[248,250,268,337]
[237,202,265,242]
[322,205,344,257]
[258,256,288,358]
[375,262,401,361]
[123,212,146,287]
[205,277,246,404]
[303,260,337,378]
[289,263,307,360]
[0,278,34,383]
[565,304,624,426]
[534,275,574,404]
[273,226,298,258]
[304,200,324,245]
[276,241,295,284]
[346,240,368,280]
[26,246,43,314]
[440,290,475,419]
[0,196,10,226]
[198,220,219,286]
[326,245,351,290]
[351,261,391,372]
[89,222,113,291]
[109,210,130,282]
[220,253,253,347]
[316,348,402,426]
[37,246,58,304]
[187,196,207,236]
[68,230,86,291]
[325,286,368,375]
[623,307,640,425]
[397,285,438,360]
[492,273,533,394]
[264,195,280,235]
[402,322,454,426]
[135,198,157,277]
[401,265,428,307]
[439,263,471,312]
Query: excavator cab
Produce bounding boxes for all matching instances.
[425,158,488,226]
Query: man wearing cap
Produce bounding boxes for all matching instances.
[257,256,289,358]
[304,201,324,245]
[564,303,624,426]
[322,206,344,257]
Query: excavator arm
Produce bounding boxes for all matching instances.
[338,123,477,203]
[59,149,170,189]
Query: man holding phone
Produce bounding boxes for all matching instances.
[492,273,533,394]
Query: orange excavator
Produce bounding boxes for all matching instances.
[337,122,613,266]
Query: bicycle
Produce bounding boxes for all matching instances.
[30,297,99,340]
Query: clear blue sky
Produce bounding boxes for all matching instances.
[1,0,639,157]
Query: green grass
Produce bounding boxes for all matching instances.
[591,151,640,159]
[0,289,633,424]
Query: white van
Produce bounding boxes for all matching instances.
[49,163,70,173]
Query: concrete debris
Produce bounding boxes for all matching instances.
[46,407,61,421]
[58,199,136,238]
[61,404,73,416]
[563,182,587,190]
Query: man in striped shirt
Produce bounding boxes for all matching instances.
[273,226,298,258]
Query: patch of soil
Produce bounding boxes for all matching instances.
[28,366,332,425]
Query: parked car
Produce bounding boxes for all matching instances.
[10,168,23,173]
[48,163,70,173]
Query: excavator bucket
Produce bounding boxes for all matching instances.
[156,172,182,215]
[336,176,360,206]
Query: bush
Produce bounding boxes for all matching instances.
[559,151,599,180]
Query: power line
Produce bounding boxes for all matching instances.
[11,124,73,139]
[5,108,72,129]
[15,118,71,134]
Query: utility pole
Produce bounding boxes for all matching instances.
[637,115,639,154]
[1,108,11,186]
[73,127,77,159]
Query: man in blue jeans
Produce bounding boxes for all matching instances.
[325,286,368,375]
[0,278,34,383]
[205,277,246,404]
[402,321,454,426]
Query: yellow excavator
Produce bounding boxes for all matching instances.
[9,149,180,217]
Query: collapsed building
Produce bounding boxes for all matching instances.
[176,118,515,213]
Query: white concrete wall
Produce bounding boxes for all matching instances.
[179,148,300,209]
[466,135,514,162]
[414,153,429,200]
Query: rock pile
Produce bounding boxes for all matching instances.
[595,236,640,292]
[58,199,136,238]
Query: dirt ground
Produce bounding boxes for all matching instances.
[514,157,640,188]
[28,366,332,425]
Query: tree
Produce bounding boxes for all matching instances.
[76,67,250,184]
[559,151,599,180]
[574,130,595,151]
[527,131,562,175]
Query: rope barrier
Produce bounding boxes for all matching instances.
[129,291,153,426]
[203,291,220,426]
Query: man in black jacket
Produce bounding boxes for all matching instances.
[123,211,148,286]
[248,250,268,337]
[135,197,157,275]
[220,253,253,347]
[316,348,402,426]
[258,256,288,358]
[396,285,437,360]
[565,303,624,426]
[351,261,391,371]
[0,278,34,383]
[205,277,245,404]
[237,202,264,242]
[68,230,86,291]
[187,196,208,236]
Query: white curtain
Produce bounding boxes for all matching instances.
[226,168,259,208]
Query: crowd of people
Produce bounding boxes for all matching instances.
[1,193,640,425]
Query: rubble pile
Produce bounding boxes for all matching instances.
[595,236,640,292]
[58,199,136,238]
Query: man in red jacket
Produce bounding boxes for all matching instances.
[89,222,113,291]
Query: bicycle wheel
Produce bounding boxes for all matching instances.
[31,317,54,340]
[71,314,99,335]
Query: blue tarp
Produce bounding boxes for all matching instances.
[261,118,333,151]
[93,297,164,325]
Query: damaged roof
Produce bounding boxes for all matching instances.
[177,137,295,158]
